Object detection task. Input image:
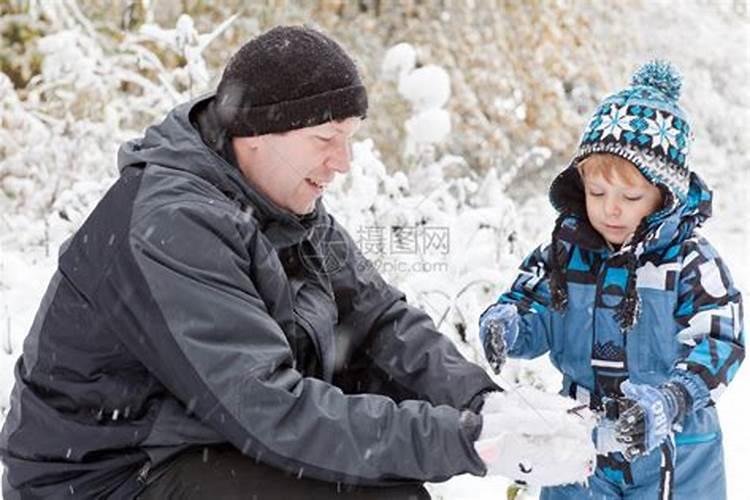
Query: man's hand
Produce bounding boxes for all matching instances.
[615,380,690,461]
[474,388,596,487]
[478,304,519,374]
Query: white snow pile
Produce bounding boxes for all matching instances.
[475,388,597,488]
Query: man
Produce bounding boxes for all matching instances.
[0,26,592,499]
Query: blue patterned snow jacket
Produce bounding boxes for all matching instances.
[485,166,744,497]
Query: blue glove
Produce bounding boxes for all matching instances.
[614,380,690,461]
[478,304,519,374]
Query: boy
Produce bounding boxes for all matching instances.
[479,61,744,499]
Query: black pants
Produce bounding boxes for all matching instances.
[137,445,431,499]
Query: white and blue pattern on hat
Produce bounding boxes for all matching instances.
[573,60,693,203]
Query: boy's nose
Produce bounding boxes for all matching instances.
[604,198,622,217]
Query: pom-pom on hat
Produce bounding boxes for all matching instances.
[565,60,693,205]
[215,25,368,137]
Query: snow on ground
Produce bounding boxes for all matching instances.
[2,183,746,500]
[2,210,748,500]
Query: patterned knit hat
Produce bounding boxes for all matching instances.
[571,60,692,203]
[216,25,368,137]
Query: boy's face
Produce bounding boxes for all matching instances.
[582,165,662,246]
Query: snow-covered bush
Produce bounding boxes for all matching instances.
[324,47,554,368]
[3,0,746,384]
[1,3,236,251]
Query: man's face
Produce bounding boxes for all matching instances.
[234,117,362,215]
[583,168,662,246]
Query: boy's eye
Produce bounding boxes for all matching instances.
[587,191,604,197]
[316,135,334,143]
[624,195,643,201]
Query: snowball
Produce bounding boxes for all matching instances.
[381,43,416,81]
[404,108,451,144]
[397,65,451,110]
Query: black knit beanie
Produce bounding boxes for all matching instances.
[215,25,368,137]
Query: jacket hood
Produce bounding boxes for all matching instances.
[117,93,327,248]
[545,165,713,333]
[118,94,239,196]
[548,164,712,255]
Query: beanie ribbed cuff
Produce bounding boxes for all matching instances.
[221,84,367,137]
[573,141,691,203]
[556,61,694,208]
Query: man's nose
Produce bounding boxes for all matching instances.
[325,141,352,173]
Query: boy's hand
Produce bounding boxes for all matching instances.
[614,380,690,461]
[478,304,519,374]
[474,388,596,486]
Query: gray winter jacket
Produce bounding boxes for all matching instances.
[0,94,497,498]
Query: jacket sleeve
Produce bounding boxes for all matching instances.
[493,242,556,360]
[101,201,486,485]
[671,237,745,411]
[328,217,499,413]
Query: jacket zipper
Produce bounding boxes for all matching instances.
[136,461,151,484]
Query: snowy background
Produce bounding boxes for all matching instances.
[1,1,748,498]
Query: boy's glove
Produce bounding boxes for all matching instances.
[615,380,690,461]
[593,397,636,455]
[474,388,596,487]
[478,304,519,374]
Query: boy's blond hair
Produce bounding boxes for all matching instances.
[577,153,652,187]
